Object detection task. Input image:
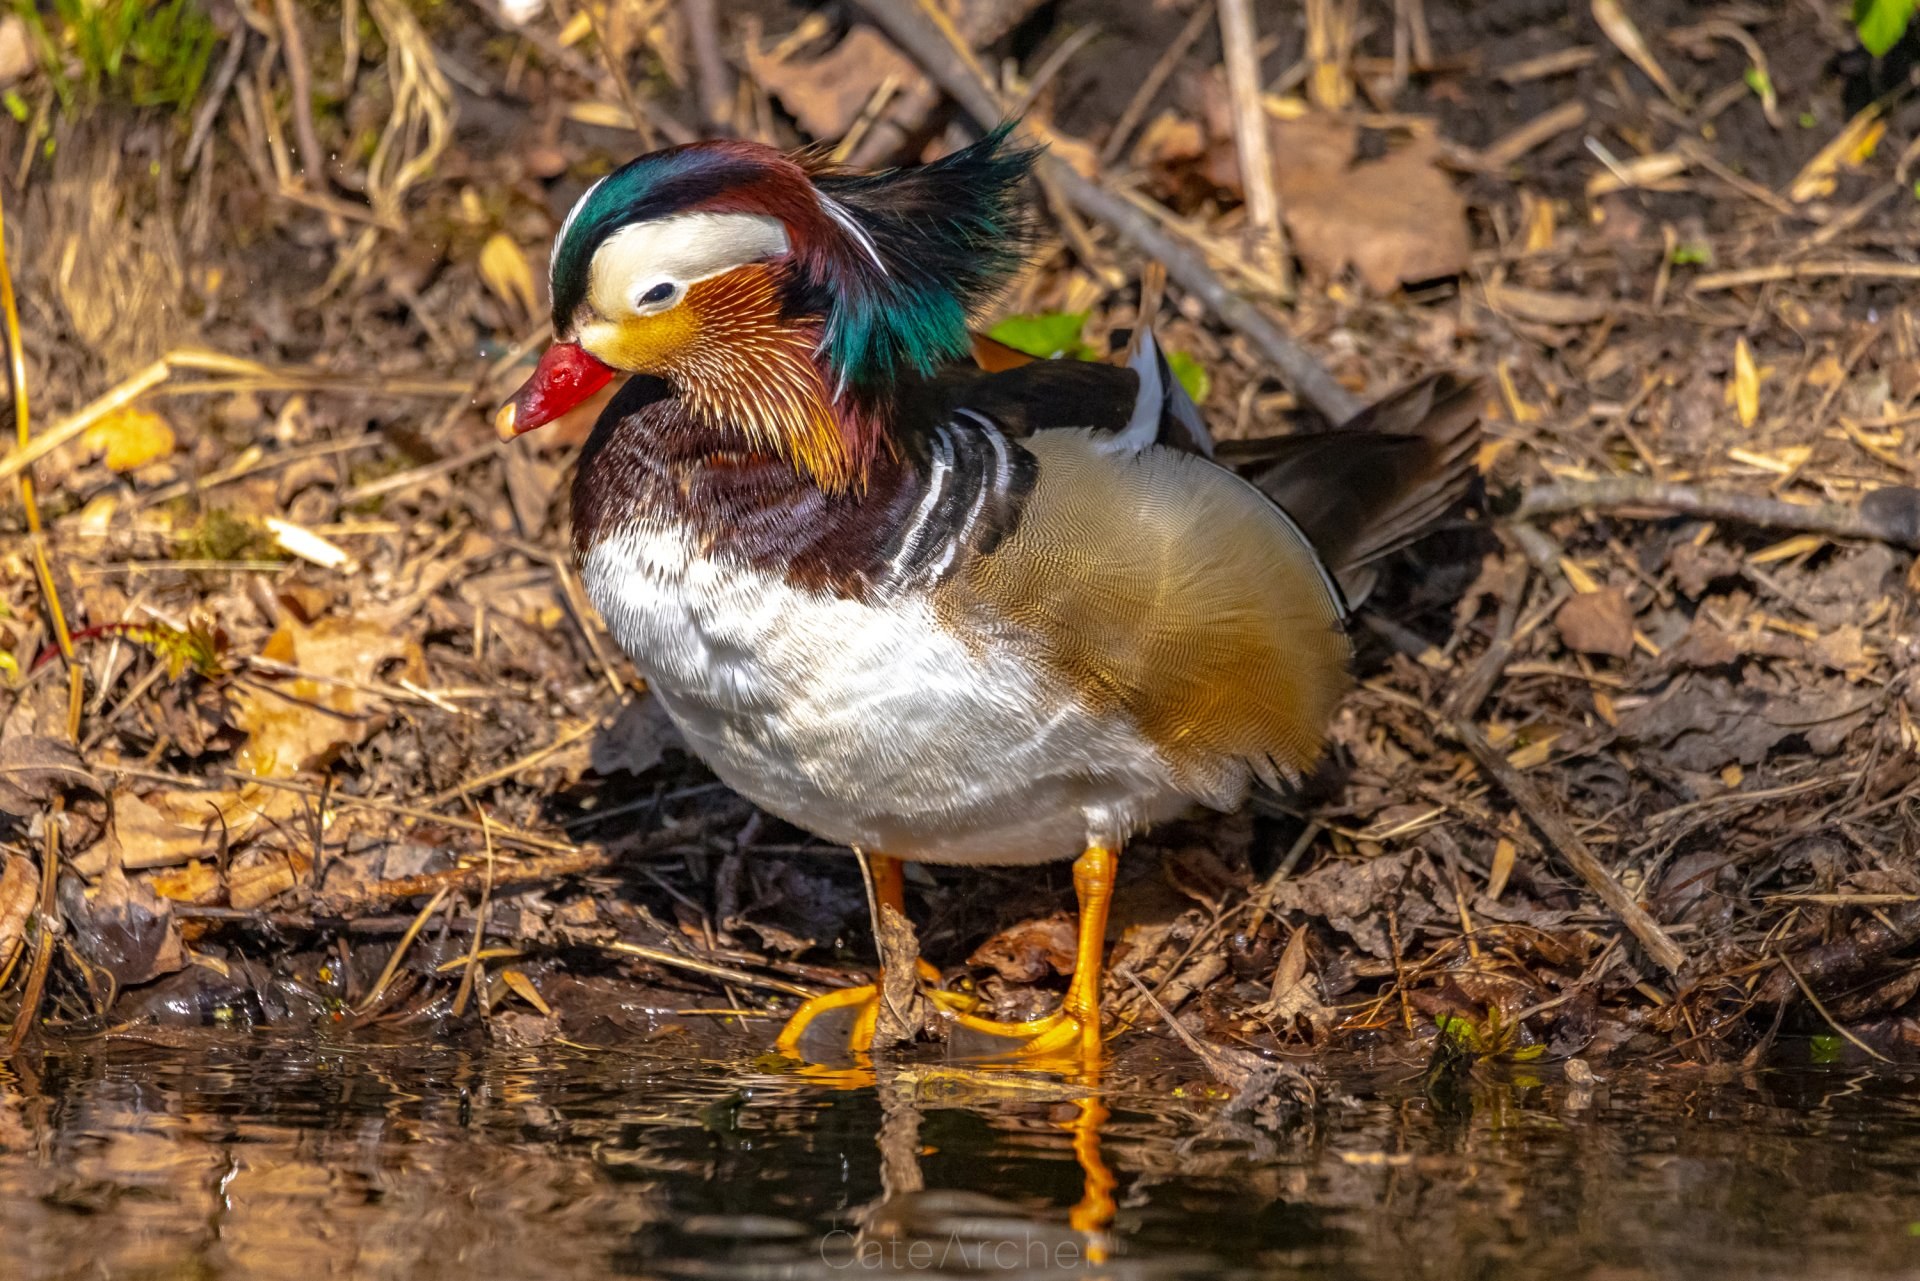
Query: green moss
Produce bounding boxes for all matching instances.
[178,508,279,564]
[11,0,218,116]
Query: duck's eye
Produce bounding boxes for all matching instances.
[637,282,677,307]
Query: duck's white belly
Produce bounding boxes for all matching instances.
[580,523,1191,865]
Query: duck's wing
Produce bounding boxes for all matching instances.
[933,427,1351,806]
[951,325,1210,453]
[925,372,1481,803]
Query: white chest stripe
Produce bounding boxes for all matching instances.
[891,428,954,575]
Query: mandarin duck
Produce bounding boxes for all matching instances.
[497,127,1482,1065]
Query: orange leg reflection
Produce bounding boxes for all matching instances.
[1067,1087,1117,1264]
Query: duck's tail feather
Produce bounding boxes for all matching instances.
[1222,372,1483,608]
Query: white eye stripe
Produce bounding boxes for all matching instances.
[588,212,789,319]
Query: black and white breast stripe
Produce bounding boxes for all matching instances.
[877,412,1034,592]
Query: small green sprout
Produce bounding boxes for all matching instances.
[988,310,1098,362]
[989,310,1212,405]
[1166,349,1211,404]
[1854,0,1916,56]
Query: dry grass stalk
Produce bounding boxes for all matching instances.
[1304,0,1356,111]
[1218,0,1289,295]
[1099,3,1214,166]
[451,814,499,1018]
[315,0,453,296]
[604,939,818,1000]
[355,886,451,1014]
[0,174,81,1067]
[1691,260,1920,293]
[0,350,465,486]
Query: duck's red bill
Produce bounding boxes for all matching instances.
[495,341,615,439]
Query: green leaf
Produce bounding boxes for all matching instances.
[1809,1032,1844,1064]
[1743,66,1772,99]
[1854,0,1916,56]
[988,311,1093,361]
[1165,349,1211,405]
[1435,1013,1484,1053]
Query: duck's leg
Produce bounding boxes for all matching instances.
[947,844,1115,1062]
[775,852,950,1059]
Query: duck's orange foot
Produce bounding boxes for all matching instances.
[941,844,1114,1067]
[775,961,978,1061]
[944,1002,1103,1064]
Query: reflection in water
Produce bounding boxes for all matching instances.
[0,1038,1918,1279]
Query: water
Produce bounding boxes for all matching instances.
[2,1035,1918,1280]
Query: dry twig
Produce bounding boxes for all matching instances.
[1448,719,1689,976]
[1518,478,1920,550]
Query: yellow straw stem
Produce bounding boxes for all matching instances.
[0,157,84,742]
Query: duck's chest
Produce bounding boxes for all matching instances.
[576,522,1180,862]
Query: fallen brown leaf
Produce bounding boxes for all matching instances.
[478,232,539,322]
[590,694,684,776]
[1555,588,1636,658]
[746,27,906,141]
[968,912,1077,984]
[82,405,176,472]
[74,791,222,875]
[500,968,554,1016]
[1252,925,1333,1039]
[62,859,186,988]
[0,854,35,975]
[1618,674,1875,771]
[1270,117,1470,293]
[1483,283,1613,326]
[227,847,312,910]
[744,1,1040,144]
[149,861,223,906]
[232,614,420,778]
[1265,850,1427,958]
